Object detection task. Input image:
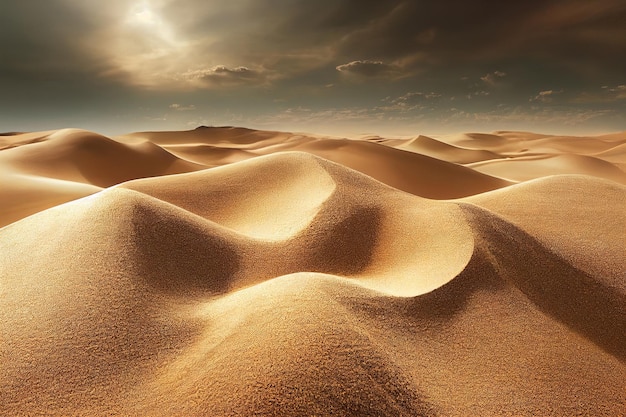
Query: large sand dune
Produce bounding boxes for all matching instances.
[1,127,625,416]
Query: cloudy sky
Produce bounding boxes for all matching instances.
[1,0,625,136]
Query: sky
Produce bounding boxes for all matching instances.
[1,0,625,136]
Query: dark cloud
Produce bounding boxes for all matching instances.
[4,0,625,87]
[0,1,120,83]
[1,0,625,134]
[529,90,563,103]
[334,0,626,75]
[481,71,507,86]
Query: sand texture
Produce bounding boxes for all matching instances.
[1,127,625,416]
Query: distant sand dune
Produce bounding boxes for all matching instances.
[0,171,101,227]
[591,142,626,172]
[284,138,512,198]
[395,134,501,163]
[445,131,625,156]
[467,153,626,184]
[0,129,205,187]
[1,127,625,416]
[119,126,292,148]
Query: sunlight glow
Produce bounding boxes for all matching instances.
[131,4,159,26]
[125,0,177,44]
[97,0,197,88]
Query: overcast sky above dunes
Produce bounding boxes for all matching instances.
[1,0,625,136]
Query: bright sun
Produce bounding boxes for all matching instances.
[125,0,178,45]
[129,1,160,27]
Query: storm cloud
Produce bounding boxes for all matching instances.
[1,0,625,135]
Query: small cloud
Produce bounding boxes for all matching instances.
[336,60,399,78]
[182,65,264,87]
[392,91,442,101]
[609,84,626,99]
[572,85,626,103]
[481,71,507,85]
[465,91,489,100]
[530,89,563,103]
[169,103,196,111]
[446,106,613,126]
[378,91,442,112]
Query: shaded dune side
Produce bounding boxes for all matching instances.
[0,129,206,187]
[462,175,626,284]
[339,256,625,415]
[457,203,626,361]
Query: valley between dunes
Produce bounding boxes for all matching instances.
[1,127,625,416]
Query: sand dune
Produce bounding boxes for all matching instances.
[0,129,206,225]
[1,127,625,416]
[282,137,512,198]
[0,130,56,150]
[445,131,626,155]
[468,153,626,184]
[119,126,292,148]
[462,175,626,282]
[0,129,205,187]
[0,170,101,228]
[592,142,626,172]
[395,134,501,163]
[120,127,513,198]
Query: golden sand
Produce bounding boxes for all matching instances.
[1,127,625,416]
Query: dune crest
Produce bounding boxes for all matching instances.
[1,127,625,416]
[120,152,337,241]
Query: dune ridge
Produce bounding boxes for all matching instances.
[1,127,625,416]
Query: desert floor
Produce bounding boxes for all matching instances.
[1,127,625,416]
